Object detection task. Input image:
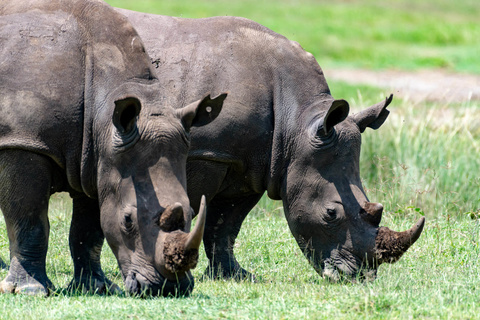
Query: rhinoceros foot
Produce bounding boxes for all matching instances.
[68,276,122,295]
[0,272,54,296]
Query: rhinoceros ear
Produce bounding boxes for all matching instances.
[176,93,227,131]
[113,97,142,134]
[318,99,350,136]
[353,94,393,133]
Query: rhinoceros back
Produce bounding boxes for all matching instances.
[0,6,85,170]
[0,0,156,193]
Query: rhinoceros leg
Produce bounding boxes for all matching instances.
[203,194,263,281]
[0,150,54,296]
[67,195,120,294]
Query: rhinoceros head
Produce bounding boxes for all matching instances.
[93,84,226,296]
[282,94,424,282]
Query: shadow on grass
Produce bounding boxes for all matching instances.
[51,285,200,299]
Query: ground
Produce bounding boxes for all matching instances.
[327,69,480,103]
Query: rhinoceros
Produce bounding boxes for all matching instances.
[114,8,425,282]
[0,0,226,297]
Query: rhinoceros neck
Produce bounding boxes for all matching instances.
[76,1,158,198]
[266,61,332,200]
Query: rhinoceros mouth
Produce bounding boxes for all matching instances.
[297,236,377,283]
[124,270,194,297]
[319,250,378,283]
[321,258,377,283]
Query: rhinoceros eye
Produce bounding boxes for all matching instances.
[325,208,337,221]
[123,214,135,233]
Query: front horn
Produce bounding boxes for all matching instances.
[374,217,425,264]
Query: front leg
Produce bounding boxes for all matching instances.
[0,150,54,296]
[203,194,263,280]
[68,195,120,294]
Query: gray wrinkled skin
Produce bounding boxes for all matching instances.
[0,0,224,297]
[118,8,424,281]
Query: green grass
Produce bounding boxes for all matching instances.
[332,81,480,217]
[1,195,480,319]
[107,0,480,73]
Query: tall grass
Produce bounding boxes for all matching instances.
[347,86,480,217]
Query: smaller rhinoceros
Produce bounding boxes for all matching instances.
[0,0,225,297]
[117,8,425,282]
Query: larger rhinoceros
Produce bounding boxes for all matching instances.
[116,9,425,282]
[0,0,226,297]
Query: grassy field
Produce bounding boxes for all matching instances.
[1,0,480,318]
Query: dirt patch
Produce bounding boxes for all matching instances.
[326,69,480,103]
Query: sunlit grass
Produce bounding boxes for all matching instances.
[1,197,480,319]
[351,88,480,217]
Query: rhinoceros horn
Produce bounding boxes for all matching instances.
[163,196,207,273]
[360,202,384,227]
[374,217,425,264]
[184,195,207,251]
[159,202,185,232]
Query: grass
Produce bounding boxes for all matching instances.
[1,0,480,318]
[1,194,480,319]
[333,81,480,217]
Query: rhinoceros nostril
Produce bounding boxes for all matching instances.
[125,272,140,295]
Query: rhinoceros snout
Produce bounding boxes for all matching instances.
[321,259,377,283]
[124,271,194,297]
[125,272,141,296]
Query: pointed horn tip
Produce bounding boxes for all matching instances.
[375,217,426,264]
[183,195,207,251]
[410,216,426,243]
